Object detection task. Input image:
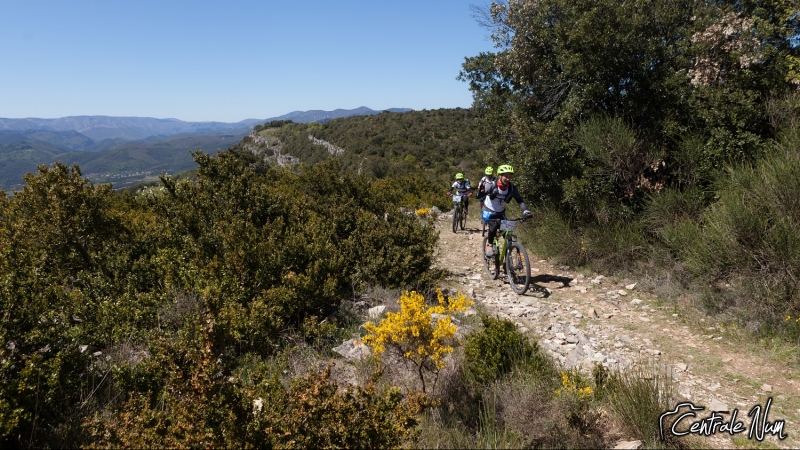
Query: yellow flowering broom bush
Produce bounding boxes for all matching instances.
[363,289,472,393]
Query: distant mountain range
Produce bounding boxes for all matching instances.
[267,107,412,125]
[0,107,412,141]
[0,107,412,191]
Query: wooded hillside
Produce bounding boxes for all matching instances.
[252,108,491,185]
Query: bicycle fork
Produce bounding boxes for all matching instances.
[495,236,509,266]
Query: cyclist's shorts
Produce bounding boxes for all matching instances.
[482,209,505,223]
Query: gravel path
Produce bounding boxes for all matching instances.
[433,212,800,449]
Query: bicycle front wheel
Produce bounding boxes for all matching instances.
[482,237,500,279]
[459,203,467,230]
[452,206,459,233]
[506,242,531,294]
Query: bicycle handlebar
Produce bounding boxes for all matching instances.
[487,216,529,223]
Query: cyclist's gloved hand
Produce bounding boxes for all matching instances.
[446,191,451,196]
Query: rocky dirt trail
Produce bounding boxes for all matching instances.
[432,212,800,449]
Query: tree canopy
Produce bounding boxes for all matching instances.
[460,0,799,222]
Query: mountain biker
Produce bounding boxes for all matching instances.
[447,173,472,216]
[476,166,495,201]
[482,164,532,257]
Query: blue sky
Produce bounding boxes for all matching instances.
[0,1,494,122]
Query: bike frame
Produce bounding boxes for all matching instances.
[452,196,464,213]
[491,217,525,263]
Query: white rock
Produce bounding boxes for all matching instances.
[625,283,637,290]
[630,299,643,306]
[618,289,628,296]
[709,398,729,412]
[332,338,372,360]
[368,305,386,319]
[762,384,773,392]
[614,440,642,449]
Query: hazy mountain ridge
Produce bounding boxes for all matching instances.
[0,116,261,141]
[0,107,412,191]
[269,107,412,124]
[0,107,412,141]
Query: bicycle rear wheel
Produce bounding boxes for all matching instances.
[506,241,531,294]
[452,206,459,233]
[482,237,500,279]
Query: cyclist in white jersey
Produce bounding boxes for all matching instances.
[448,173,472,216]
[482,164,532,257]
[476,166,495,201]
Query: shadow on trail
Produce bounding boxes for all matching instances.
[527,274,573,298]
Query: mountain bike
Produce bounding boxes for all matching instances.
[482,217,531,294]
[450,194,467,233]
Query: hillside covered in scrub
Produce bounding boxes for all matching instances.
[2,0,800,447]
[0,148,447,447]
[249,107,491,187]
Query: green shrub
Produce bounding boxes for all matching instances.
[644,187,709,234]
[581,219,652,273]
[0,149,442,446]
[606,362,681,448]
[521,207,652,274]
[88,362,429,449]
[664,144,800,332]
[519,207,586,267]
[463,317,555,385]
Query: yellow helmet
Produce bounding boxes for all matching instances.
[455,173,464,180]
[485,166,494,175]
[496,164,514,175]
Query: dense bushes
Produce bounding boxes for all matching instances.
[86,358,428,448]
[418,317,611,449]
[462,0,800,337]
[662,129,800,331]
[0,148,440,446]
[463,316,554,385]
[253,108,490,191]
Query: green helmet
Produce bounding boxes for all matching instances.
[496,164,514,175]
[455,173,464,180]
[485,166,494,175]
